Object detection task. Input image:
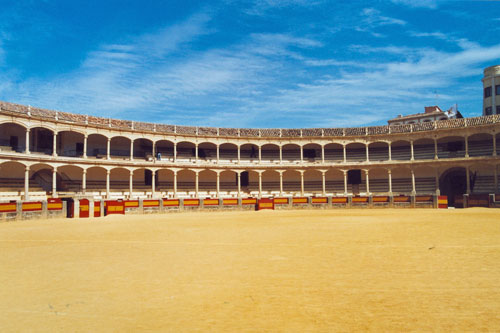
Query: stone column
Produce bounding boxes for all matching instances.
[321,170,326,196]
[321,145,325,163]
[152,142,156,160]
[127,170,133,198]
[82,169,87,194]
[343,145,347,163]
[258,171,263,198]
[300,170,305,196]
[279,170,284,196]
[151,170,156,198]
[83,135,88,158]
[258,146,262,164]
[106,170,110,198]
[388,169,392,195]
[365,144,369,162]
[411,169,416,195]
[24,166,30,200]
[173,142,177,162]
[237,145,240,164]
[435,168,440,195]
[216,145,220,164]
[465,136,469,158]
[410,140,414,161]
[216,171,220,197]
[466,166,471,194]
[388,142,392,161]
[25,129,30,154]
[343,170,348,194]
[195,171,199,197]
[52,168,57,198]
[130,139,134,160]
[493,134,497,156]
[173,171,178,198]
[107,138,111,160]
[365,169,370,194]
[434,139,438,159]
[237,172,241,198]
[53,132,57,157]
[300,146,303,163]
[279,146,283,164]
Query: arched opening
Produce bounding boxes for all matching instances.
[324,143,343,162]
[177,142,196,162]
[282,144,300,163]
[413,165,436,194]
[86,167,107,192]
[220,170,237,196]
[0,161,26,193]
[110,168,130,192]
[469,163,495,194]
[157,169,174,196]
[199,169,216,196]
[247,170,260,195]
[57,131,84,157]
[304,169,322,194]
[198,142,217,163]
[439,167,466,207]
[391,167,412,195]
[133,138,153,160]
[368,142,389,161]
[367,168,389,193]
[87,134,107,158]
[110,136,131,160]
[391,140,411,161]
[468,133,493,157]
[283,170,301,195]
[414,138,435,160]
[57,165,83,193]
[261,170,280,196]
[0,122,27,153]
[133,168,154,193]
[30,127,54,155]
[345,142,366,162]
[240,143,259,163]
[219,143,238,163]
[177,169,195,197]
[303,143,321,163]
[155,140,175,161]
[437,136,465,159]
[30,163,55,193]
[325,169,344,194]
[261,144,280,163]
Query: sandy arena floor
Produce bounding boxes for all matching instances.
[1,208,500,332]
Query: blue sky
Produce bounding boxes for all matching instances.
[0,0,499,128]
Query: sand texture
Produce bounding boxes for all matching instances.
[1,208,500,332]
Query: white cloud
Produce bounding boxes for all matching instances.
[355,8,406,37]
[391,0,439,9]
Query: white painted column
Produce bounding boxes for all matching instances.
[82,169,87,194]
[343,145,347,163]
[152,142,156,161]
[24,166,30,200]
[279,171,284,196]
[216,171,220,197]
[435,168,440,196]
[25,129,30,154]
[466,166,471,194]
[237,172,241,198]
[465,136,469,158]
[258,146,262,164]
[237,145,240,164]
[216,145,220,164]
[195,171,199,197]
[279,146,283,164]
[173,171,178,198]
[365,169,370,194]
[151,170,156,198]
[83,135,88,158]
[300,170,304,196]
[411,169,416,195]
[195,144,198,163]
[258,172,262,198]
[365,144,369,162]
[388,142,392,161]
[321,145,325,163]
[52,132,57,157]
[129,170,133,197]
[52,168,57,198]
[130,140,134,160]
[300,146,303,163]
[434,139,438,159]
[493,134,497,156]
[107,138,111,160]
[173,142,177,162]
[343,170,348,194]
[388,169,392,195]
[410,140,414,161]
[106,170,110,198]
[321,171,326,196]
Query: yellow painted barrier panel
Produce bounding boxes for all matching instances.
[125,201,139,207]
[241,198,257,205]
[223,199,238,205]
[274,198,288,204]
[311,197,327,204]
[143,200,159,207]
[22,202,42,211]
[292,197,308,204]
[184,199,200,206]
[372,196,389,202]
[332,197,347,203]
[0,203,16,212]
[47,203,63,210]
[163,199,180,207]
[80,205,89,212]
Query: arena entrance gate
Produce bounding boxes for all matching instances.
[439,167,466,208]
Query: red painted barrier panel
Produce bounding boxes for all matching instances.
[204,198,219,206]
[94,201,101,217]
[372,196,389,203]
[163,199,180,207]
[257,198,274,210]
[292,197,308,205]
[105,200,125,215]
[438,196,448,209]
[79,199,90,218]
[0,202,17,213]
[183,199,200,207]
[331,197,348,204]
[352,196,369,203]
[22,201,42,212]
[241,198,257,205]
[143,199,160,207]
[47,198,63,211]
[273,197,289,205]
[124,200,139,209]
[223,198,238,206]
[311,197,327,204]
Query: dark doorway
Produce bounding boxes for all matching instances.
[439,167,466,207]
[145,169,152,186]
[240,171,249,187]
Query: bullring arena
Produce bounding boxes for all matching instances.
[1,73,500,331]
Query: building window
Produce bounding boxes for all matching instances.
[496,85,500,95]
[484,86,492,98]
[485,106,492,115]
